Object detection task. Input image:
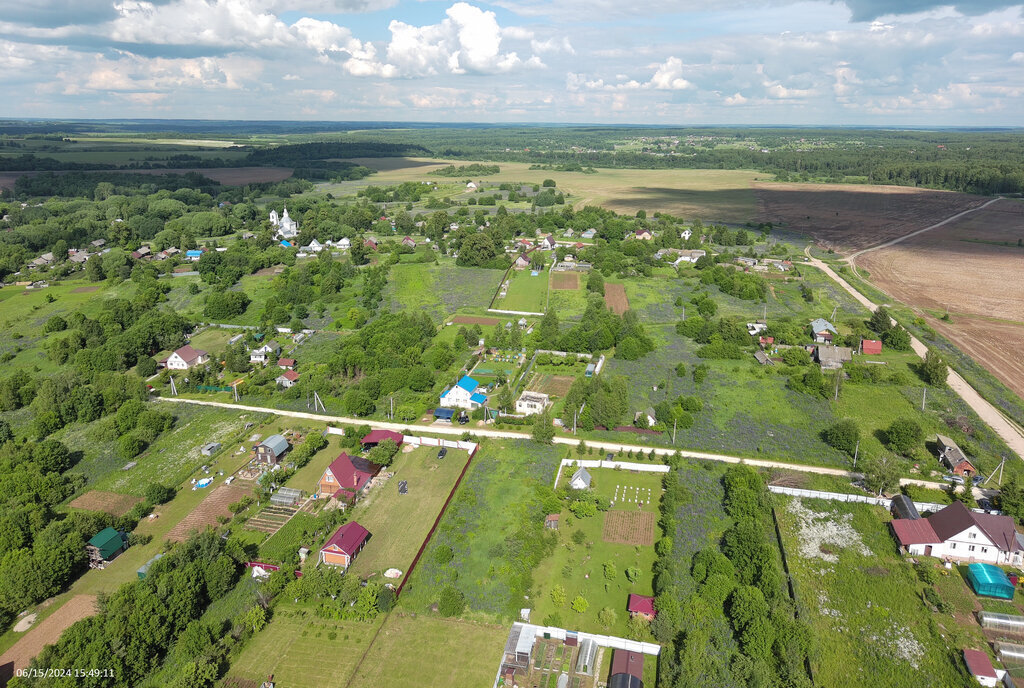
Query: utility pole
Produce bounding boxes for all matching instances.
[922,387,927,411]
[853,440,859,470]
[573,410,577,436]
[169,375,178,396]
[830,305,838,322]
[833,371,841,401]
[672,419,677,445]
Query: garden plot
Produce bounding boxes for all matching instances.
[602,511,655,546]
[68,490,143,517]
[776,497,989,687]
[551,271,581,290]
[167,483,251,542]
[492,269,548,313]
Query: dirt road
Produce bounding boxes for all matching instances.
[803,245,1024,461]
[156,397,961,493]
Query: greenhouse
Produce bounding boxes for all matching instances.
[995,641,1024,668]
[981,612,1024,634]
[967,563,1016,599]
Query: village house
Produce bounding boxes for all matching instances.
[318,452,382,501]
[440,375,487,410]
[130,246,151,260]
[319,521,370,570]
[541,235,557,250]
[681,228,692,240]
[515,391,550,415]
[276,370,300,388]
[581,228,597,239]
[361,429,404,450]
[514,253,531,270]
[736,256,758,267]
[672,249,706,266]
[815,344,853,370]
[635,407,657,427]
[277,358,295,370]
[402,236,416,248]
[185,249,204,262]
[91,239,106,248]
[963,649,1005,688]
[810,318,838,344]
[936,434,978,477]
[363,238,377,251]
[68,250,90,264]
[609,649,645,688]
[86,527,127,569]
[250,341,281,365]
[163,344,209,370]
[631,229,654,241]
[338,237,351,250]
[890,500,1024,566]
[254,434,290,465]
[860,339,883,355]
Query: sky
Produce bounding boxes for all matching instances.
[1,0,1023,125]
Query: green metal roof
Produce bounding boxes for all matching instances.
[88,527,124,558]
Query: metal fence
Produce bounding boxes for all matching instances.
[767,485,999,515]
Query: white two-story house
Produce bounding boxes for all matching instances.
[891,500,1024,566]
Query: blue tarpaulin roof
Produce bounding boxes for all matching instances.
[456,376,479,392]
[434,408,455,419]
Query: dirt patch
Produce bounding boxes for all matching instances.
[754,182,987,252]
[450,315,501,326]
[551,272,580,290]
[857,200,1024,398]
[604,283,629,315]
[529,374,576,398]
[253,264,285,277]
[602,510,655,546]
[12,614,36,633]
[167,484,251,542]
[69,490,144,517]
[0,595,97,672]
[71,286,99,294]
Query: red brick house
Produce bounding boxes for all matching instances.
[319,521,370,570]
[318,453,382,500]
[627,593,656,621]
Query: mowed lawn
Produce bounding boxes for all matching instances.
[530,468,662,636]
[494,268,548,313]
[227,603,385,688]
[348,614,507,688]
[348,445,470,582]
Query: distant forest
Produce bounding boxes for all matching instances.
[1,122,1023,195]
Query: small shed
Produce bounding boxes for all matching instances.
[137,553,164,580]
[968,563,1016,599]
[890,494,921,521]
[861,339,883,355]
[255,434,290,464]
[87,527,126,568]
[545,514,560,530]
[570,467,592,490]
[585,363,596,377]
[270,487,302,506]
[200,442,222,457]
[963,648,1000,687]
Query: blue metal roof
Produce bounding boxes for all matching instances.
[185,249,202,257]
[456,375,479,392]
[470,392,487,404]
[280,240,292,247]
[434,408,455,419]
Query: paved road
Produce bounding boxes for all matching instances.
[803,226,1024,461]
[157,396,967,494]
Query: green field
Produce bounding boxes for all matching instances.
[493,268,548,314]
[227,603,385,688]
[547,271,591,320]
[776,497,988,687]
[385,260,504,322]
[530,468,662,635]
[348,444,470,582]
[348,614,508,688]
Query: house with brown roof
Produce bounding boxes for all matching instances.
[276,370,300,388]
[277,358,295,370]
[363,238,377,250]
[936,434,978,477]
[318,453,382,501]
[361,429,404,449]
[402,236,416,248]
[514,253,530,270]
[319,521,370,570]
[890,500,1024,566]
[609,649,644,688]
[163,344,209,370]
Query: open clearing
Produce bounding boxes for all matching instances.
[858,200,1024,398]
[755,182,987,251]
[493,268,548,313]
[346,158,763,222]
[348,614,508,688]
[68,490,143,517]
[551,271,580,290]
[604,282,629,314]
[0,595,97,673]
[70,286,99,293]
[602,510,656,546]
[166,483,251,542]
[449,314,500,326]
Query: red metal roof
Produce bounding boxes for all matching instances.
[279,370,299,381]
[173,344,207,364]
[610,649,644,680]
[325,453,380,492]
[361,429,404,446]
[278,358,295,366]
[963,649,997,678]
[890,518,939,546]
[861,339,882,355]
[321,521,370,556]
[627,593,656,616]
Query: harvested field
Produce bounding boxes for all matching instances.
[858,200,1024,397]
[604,282,629,315]
[551,271,580,290]
[602,510,655,546]
[755,182,987,251]
[449,315,500,326]
[0,595,97,672]
[68,490,143,517]
[70,286,99,293]
[529,373,576,397]
[167,484,251,542]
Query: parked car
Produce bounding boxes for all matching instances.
[972,475,985,486]
[457,413,469,425]
[437,447,447,460]
[978,497,994,511]
[942,475,965,485]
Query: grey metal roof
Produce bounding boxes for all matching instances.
[572,467,592,486]
[260,434,290,456]
[515,624,537,656]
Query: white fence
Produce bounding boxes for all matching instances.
[767,485,999,515]
[488,308,545,316]
[322,428,479,454]
[553,458,669,488]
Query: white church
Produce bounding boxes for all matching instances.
[270,207,299,240]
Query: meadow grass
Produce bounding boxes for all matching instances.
[385,259,505,322]
[493,268,549,313]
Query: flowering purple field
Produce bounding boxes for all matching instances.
[670,461,732,596]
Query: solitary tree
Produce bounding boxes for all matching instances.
[886,417,923,455]
[869,307,893,334]
[824,419,860,456]
[921,349,948,386]
[862,454,902,496]
[532,410,555,444]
